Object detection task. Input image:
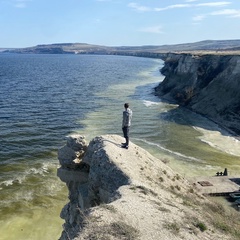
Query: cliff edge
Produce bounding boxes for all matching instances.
[155,53,240,135]
[57,134,240,240]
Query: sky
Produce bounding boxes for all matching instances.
[0,0,240,48]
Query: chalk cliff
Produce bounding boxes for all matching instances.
[57,134,239,240]
[155,53,240,135]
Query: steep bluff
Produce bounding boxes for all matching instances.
[57,134,239,240]
[155,53,240,135]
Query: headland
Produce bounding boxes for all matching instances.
[57,134,240,240]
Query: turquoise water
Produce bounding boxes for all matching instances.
[1,54,240,240]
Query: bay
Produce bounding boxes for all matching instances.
[0,54,240,240]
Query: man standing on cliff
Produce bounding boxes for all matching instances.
[122,103,132,149]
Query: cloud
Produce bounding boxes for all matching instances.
[193,14,206,21]
[196,2,231,7]
[13,0,31,8]
[191,2,239,23]
[128,3,151,12]
[193,8,240,22]
[154,4,191,12]
[129,1,232,13]
[128,1,239,22]
[139,26,163,34]
[14,3,26,8]
[210,8,240,17]
[128,3,193,12]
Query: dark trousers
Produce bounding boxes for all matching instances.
[122,126,129,146]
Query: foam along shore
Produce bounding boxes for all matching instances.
[57,134,240,240]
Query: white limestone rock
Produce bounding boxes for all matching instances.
[58,135,88,168]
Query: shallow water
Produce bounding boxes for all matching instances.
[1,54,240,239]
[79,67,240,177]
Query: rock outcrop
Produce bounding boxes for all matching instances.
[58,135,88,169]
[57,134,240,240]
[155,53,240,135]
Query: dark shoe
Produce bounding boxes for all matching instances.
[121,143,127,146]
[121,145,129,149]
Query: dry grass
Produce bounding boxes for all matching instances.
[99,203,117,213]
[172,50,240,56]
[78,220,139,240]
[63,135,240,240]
[163,221,180,235]
[203,200,240,239]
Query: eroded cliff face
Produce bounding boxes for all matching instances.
[57,134,239,240]
[155,53,240,135]
[57,135,131,239]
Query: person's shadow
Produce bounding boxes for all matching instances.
[103,139,123,148]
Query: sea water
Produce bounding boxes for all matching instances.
[1,54,240,240]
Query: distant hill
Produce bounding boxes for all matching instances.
[2,40,240,55]
[0,48,14,52]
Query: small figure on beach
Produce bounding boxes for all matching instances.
[216,168,228,176]
[122,103,132,149]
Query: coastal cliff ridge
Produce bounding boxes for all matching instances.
[155,53,240,135]
[57,134,240,240]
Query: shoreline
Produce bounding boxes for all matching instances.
[154,53,240,138]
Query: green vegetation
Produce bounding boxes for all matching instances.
[159,176,164,182]
[163,221,180,235]
[195,221,207,232]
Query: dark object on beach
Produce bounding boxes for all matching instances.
[216,168,228,176]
